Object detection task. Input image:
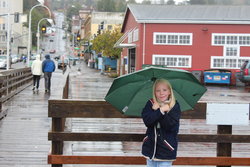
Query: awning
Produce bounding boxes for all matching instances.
[83,45,92,53]
[115,43,136,48]
[114,27,137,48]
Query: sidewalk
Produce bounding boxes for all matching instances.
[69,60,114,100]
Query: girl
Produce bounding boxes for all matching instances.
[141,79,181,167]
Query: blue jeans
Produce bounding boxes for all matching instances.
[147,159,173,167]
[44,72,52,91]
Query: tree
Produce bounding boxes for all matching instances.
[97,0,116,12]
[115,0,127,12]
[92,28,123,59]
[127,0,137,4]
[167,0,175,5]
[187,0,216,4]
[141,0,151,4]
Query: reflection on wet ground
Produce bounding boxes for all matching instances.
[67,63,250,167]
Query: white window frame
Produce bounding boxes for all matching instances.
[223,45,240,57]
[133,28,139,42]
[152,54,192,68]
[153,32,192,45]
[212,33,250,46]
[211,56,250,69]
[128,31,132,43]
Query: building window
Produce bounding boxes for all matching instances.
[107,25,112,30]
[133,28,139,42]
[155,34,166,44]
[154,33,192,45]
[1,35,5,42]
[214,35,226,45]
[3,1,6,7]
[128,31,132,43]
[224,46,239,57]
[153,55,192,68]
[212,33,250,46]
[2,23,5,30]
[239,36,250,45]
[211,56,250,69]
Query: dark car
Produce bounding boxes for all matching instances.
[57,59,69,69]
[238,60,250,83]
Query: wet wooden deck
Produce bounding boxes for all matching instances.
[0,62,250,167]
[0,68,66,167]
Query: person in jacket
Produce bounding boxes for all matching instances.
[31,54,43,91]
[42,54,55,93]
[141,78,181,167]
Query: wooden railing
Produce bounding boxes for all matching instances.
[48,79,250,167]
[0,68,32,119]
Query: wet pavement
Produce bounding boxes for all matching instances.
[0,61,249,167]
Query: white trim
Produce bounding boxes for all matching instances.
[211,56,250,69]
[223,45,240,57]
[152,54,192,68]
[212,33,250,46]
[153,32,192,45]
[114,27,137,48]
[137,20,250,25]
[143,23,145,65]
[115,43,136,48]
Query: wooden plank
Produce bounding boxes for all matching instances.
[48,132,250,143]
[48,155,250,165]
[181,102,206,119]
[48,100,128,118]
[48,100,206,119]
[0,109,7,120]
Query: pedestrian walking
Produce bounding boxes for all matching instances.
[42,54,55,93]
[141,79,181,167]
[31,54,43,91]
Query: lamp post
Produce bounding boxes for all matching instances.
[27,2,51,66]
[37,18,53,54]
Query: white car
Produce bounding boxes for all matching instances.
[0,55,7,69]
[11,54,18,63]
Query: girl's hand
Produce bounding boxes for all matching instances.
[160,104,170,113]
[152,102,160,110]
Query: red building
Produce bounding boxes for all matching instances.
[116,4,250,83]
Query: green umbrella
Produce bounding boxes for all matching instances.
[105,67,207,117]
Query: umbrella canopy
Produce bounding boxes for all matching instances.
[105,67,207,117]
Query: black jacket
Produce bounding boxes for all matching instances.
[141,100,181,161]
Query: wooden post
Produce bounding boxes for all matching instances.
[51,118,64,167]
[217,125,232,167]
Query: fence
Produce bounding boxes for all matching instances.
[48,74,250,167]
[0,67,32,119]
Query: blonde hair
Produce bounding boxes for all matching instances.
[152,79,176,109]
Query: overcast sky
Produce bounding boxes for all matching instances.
[135,0,185,4]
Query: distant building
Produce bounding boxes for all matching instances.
[0,0,26,55]
[116,4,250,83]
[83,11,124,40]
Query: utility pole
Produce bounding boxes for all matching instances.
[6,13,10,70]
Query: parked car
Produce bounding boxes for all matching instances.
[57,59,69,69]
[10,54,18,63]
[49,49,56,54]
[238,60,250,83]
[0,56,7,68]
[0,55,7,69]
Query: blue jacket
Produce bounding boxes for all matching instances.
[141,100,181,161]
[42,55,55,73]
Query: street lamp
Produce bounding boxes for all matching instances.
[27,2,51,66]
[37,18,53,54]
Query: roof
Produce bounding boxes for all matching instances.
[127,4,250,24]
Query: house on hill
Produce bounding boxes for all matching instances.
[115,4,250,83]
